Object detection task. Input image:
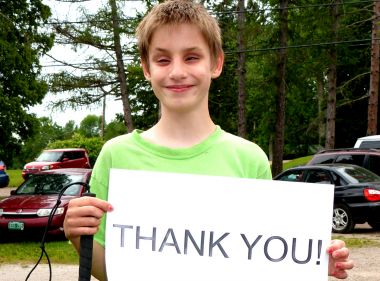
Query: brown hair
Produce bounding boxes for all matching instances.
[136,0,223,66]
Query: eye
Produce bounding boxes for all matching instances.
[186,55,199,62]
[156,58,170,65]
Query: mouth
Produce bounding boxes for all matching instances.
[166,85,193,92]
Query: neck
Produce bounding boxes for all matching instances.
[142,111,216,148]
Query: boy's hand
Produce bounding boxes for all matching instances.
[327,239,354,279]
[64,196,113,239]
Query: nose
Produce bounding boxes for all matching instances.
[168,58,186,79]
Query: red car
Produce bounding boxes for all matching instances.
[0,168,92,237]
[22,148,91,179]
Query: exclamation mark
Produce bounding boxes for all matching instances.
[316,240,322,265]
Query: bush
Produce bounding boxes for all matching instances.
[47,133,105,167]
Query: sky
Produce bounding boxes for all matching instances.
[30,0,142,127]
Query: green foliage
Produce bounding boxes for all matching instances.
[13,117,66,167]
[47,133,105,167]
[7,169,24,188]
[79,115,102,138]
[0,241,78,264]
[0,0,54,165]
[104,118,128,140]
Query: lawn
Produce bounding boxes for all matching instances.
[0,240,79,264]
[7,169,24,187]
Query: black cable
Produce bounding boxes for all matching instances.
[25,181,91,281]
[78,192,96,281]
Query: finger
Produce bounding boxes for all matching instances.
[68,197,113,212]
[331,247,350,260]
[66,205,107,220]
[65,225,100,238]
[331,269,348,280]
[335,260,355,270]
[327,239,346,253]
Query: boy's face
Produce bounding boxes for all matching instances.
[142,23,223,115]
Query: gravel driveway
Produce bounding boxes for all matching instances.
[0,187,379,280]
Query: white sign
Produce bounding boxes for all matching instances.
[106,169,334,281]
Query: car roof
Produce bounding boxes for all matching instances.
[43,148,87,152]
[314,147,380,154]
[356,135,380,141]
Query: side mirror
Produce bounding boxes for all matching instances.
[62,158,69,162]
[10,190,16,195]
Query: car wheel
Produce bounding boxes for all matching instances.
[332,204,354,233]
[368,221,380,230]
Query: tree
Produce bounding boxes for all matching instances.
[271,0,289,176]
[367,0,380,135]
[79,114,102,138]
[0,0,54,165]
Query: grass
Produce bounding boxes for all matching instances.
[0,240,79,264]
[7,169,24,188]
[283,155,312,170]
[332,236,380,248]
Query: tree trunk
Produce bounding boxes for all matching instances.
[110,0,134,132]
[271,0,288,177]
[325,1,340,149]
[237,0,247,138]
[316,72,325,146]
[367,0,380,135]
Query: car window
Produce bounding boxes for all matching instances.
[368,155,380,176]
[276,170,304,182]
[16,174,84,195]
[339,166,380,183]
[306,170,332,184]
[309,154,335,164]
[335,154,364,166]
[36,151,63,162]
[359,141,380,149]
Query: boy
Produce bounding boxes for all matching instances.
[63,1,353,280]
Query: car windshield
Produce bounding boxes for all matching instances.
[35,151,63,162]
[16,174,84,196]
[338,166,380,183]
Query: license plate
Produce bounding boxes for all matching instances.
[8,221,24,231]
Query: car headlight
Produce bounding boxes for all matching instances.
[37,207,65,217]
[41,165,51,171]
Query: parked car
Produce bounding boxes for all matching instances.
[22,148,91,179]
[308,148,380,176]
[0,161,9,188]
[0,160,6,171]
[0,168,92,237]
[354,135,380,149]
[273,164,380,233]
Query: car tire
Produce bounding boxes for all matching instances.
[332,204,355,233]
[368,221,380,230]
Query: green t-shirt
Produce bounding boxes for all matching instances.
[91,126,271,246]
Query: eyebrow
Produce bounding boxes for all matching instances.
[152,46,203,53]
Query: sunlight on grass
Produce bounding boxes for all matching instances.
[282,155,312,170]
[0,241,79,264]
[7,169,24,187]
[332,236,380,248]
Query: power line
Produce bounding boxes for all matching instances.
[44,0,375,25]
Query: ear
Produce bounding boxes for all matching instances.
[141,60,151,81]
[211,52,224,79]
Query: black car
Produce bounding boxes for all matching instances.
[308,148,380,176]
[273,164,380,233]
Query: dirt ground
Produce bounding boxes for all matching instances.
[0,187,379,280]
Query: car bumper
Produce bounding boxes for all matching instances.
[0,215,65,235]
[349,201,380,223]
